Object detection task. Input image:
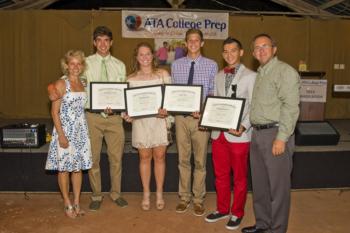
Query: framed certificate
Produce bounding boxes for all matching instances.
[199,96,245,131]
[90,82,129,112]
[125,85,163,117]
[162,84,203,114]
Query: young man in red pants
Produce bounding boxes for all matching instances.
[205,37,256,230]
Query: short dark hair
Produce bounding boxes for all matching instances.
[185,28,204,41]
[93,26,113,41]
[223,37,243,50]
[252,33,276,47]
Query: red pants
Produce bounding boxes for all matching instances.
[212,132,250,217]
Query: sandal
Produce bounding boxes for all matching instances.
[156,193,165,210]
[64,205,77,219]
[73,204,85,217]
[141,192,150,211]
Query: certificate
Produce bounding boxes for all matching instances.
[162,84,203,114]
[199,96,245,131]
[125,85,163,117]
[90,82,129,112]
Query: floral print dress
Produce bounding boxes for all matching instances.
[45,79,92,172]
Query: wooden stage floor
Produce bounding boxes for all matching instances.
[0,190,350,233]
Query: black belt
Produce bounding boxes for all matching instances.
[252,123,279,130]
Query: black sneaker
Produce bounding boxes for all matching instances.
[226,215,242,230]
[241,225,268,233]
[205,211,229,223]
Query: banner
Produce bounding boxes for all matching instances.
[300,79,327,102]
[122,10,228,39]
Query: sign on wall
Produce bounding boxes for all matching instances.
[122,10,228,39]
[300,79,327,102]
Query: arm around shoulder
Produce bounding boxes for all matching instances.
[160,69,171,84]
[48,79,66,101]
[54,79,66,97]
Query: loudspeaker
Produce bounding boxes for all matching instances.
[295,121,340,146]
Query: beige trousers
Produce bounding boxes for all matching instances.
[175,115,210,204]
[86,112,125,201]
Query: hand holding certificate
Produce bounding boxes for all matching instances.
[199,96,245,131]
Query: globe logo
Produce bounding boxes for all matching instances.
[125,15,142,30]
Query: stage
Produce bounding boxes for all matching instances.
[0,119,349,192]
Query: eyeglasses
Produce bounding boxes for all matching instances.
[231,85,237,98]
[253,44,273,52]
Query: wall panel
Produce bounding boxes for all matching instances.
[0,11,349,119]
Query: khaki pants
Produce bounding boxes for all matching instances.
[175,115,210,204]
[86,112,125,201]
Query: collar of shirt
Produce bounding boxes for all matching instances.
[185,54,202,64]
[95,53,111,62]
[258,56,278,76]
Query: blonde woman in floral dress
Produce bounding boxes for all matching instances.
[46,50,92,219]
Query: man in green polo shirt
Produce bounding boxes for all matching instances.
[241,34,300,233]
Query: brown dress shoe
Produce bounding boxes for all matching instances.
[193,203,205,216]
[175,201,190,213]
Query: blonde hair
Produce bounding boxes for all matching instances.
[131,42,158,74]
[60,50,86,75]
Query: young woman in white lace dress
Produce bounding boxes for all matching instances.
[124,42,171,211]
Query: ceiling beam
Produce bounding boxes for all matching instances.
[167,0,186,9]
[3,0,60,9]
[211,0,241,11]
[270,0,333,15]
[319,0,346,10]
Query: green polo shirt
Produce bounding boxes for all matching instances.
[250,56,300,141]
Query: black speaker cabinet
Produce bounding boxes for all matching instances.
[295,121,340,146]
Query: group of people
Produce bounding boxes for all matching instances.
[46,25,300,233]
[156,41,187,65]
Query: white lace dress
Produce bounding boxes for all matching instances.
[128,77,171,149]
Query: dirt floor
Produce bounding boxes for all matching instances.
[0,190,349,233]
